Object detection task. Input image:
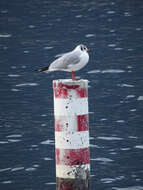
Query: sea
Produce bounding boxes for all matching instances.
[0,0,143,189]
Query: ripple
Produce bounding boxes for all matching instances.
[11,167,24,172]
[90,144,101,148]
[41,123,47,127]
[100,118,107,121]
[8,139,22,143]
[87,70,101,74]
[41,114,47,117]
[130,109,136,112]
[1,181,12,184]
[110,29,116,33]
[11,66,17,69]
[45,182,56,185]
[124,12,132,17]
[31,144,38,148]
[135,145,143,149]
[33,164,39,168]
[8,74,20,77]
[1,10,8,14]
[6,134,22,143]
[97,136,123,141]
[0,168,11,172]
[128,136,138,139]
[88,69,125,74]
[137,96,143,101]
[7,134,22,138]
[16,83,39,87]
[24,50,29,54]
[113,186,143,190]
[28,25,35,29]
[127,48,134,51]
[25,167,37,172]
[75,15,83,18]
[44,46,53,50]
[114,47,123,51]
[0,141,8,144]
[118,84,134,88]
[0,34,12,38]
[11,88,21,92]
[43,157,53,161]
[101,177,116,183]
[120,148,131,151]
[91,157,114,162]
[115,176,125,181]
[116,120,125,123]
[85,34,95,38]
[108,43,116,47]
[102,69,125,73]
[136,28,142,31]
[21,65,26,69]
[107,10,116,14]
[41,139,54,145]
[126,95,135,99]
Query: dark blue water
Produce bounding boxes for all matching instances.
[0,0,143,189]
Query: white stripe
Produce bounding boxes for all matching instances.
[54,98,88,116]
[55,131,89,149]
[56,164,90,179]
[55,115,77,132]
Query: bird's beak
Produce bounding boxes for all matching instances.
[87,49,91,52]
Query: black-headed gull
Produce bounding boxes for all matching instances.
[37,44,91,80]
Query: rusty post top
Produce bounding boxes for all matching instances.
[53,79,89,89]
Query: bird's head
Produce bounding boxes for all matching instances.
[74,44,91,53]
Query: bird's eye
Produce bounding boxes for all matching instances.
[80,46,84,51]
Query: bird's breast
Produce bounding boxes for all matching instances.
[72,53,89,71]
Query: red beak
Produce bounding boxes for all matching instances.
[87,49,91,52]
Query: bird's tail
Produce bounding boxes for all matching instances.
[35,66,49,72]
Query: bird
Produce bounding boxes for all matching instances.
[36,44,91,80]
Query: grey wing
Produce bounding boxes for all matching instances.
[63,52,81,66]
[55,51,71,58]
[49,52,81,71]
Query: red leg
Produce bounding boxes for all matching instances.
[72,71,79,80]
[72,71,80,80]
[72,71,75,80]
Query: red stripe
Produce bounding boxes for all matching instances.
[54,116,63,131]
[77,114,89,131]
[54,88,68,98]
[56,148,90,166]
[76,88,88,98]
[53,82,87,98]
[55,114,89,132]
[53,82,79,89]
[61,84,80,90]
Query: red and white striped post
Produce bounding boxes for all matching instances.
[53,79,90,190]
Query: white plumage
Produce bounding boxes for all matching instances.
[37,44,90,80]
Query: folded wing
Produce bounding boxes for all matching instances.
[49,51,81,71]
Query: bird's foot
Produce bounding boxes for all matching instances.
[72,71,79,81]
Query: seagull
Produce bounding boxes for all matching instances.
[36,44,91,80]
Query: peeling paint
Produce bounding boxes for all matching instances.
[53,79,90,189]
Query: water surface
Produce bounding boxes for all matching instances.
[0,0,143,189]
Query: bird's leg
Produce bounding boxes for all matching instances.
[72,71,79,80]
[72,71,75,80]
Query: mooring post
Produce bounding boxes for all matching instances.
[53,79,90,190]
